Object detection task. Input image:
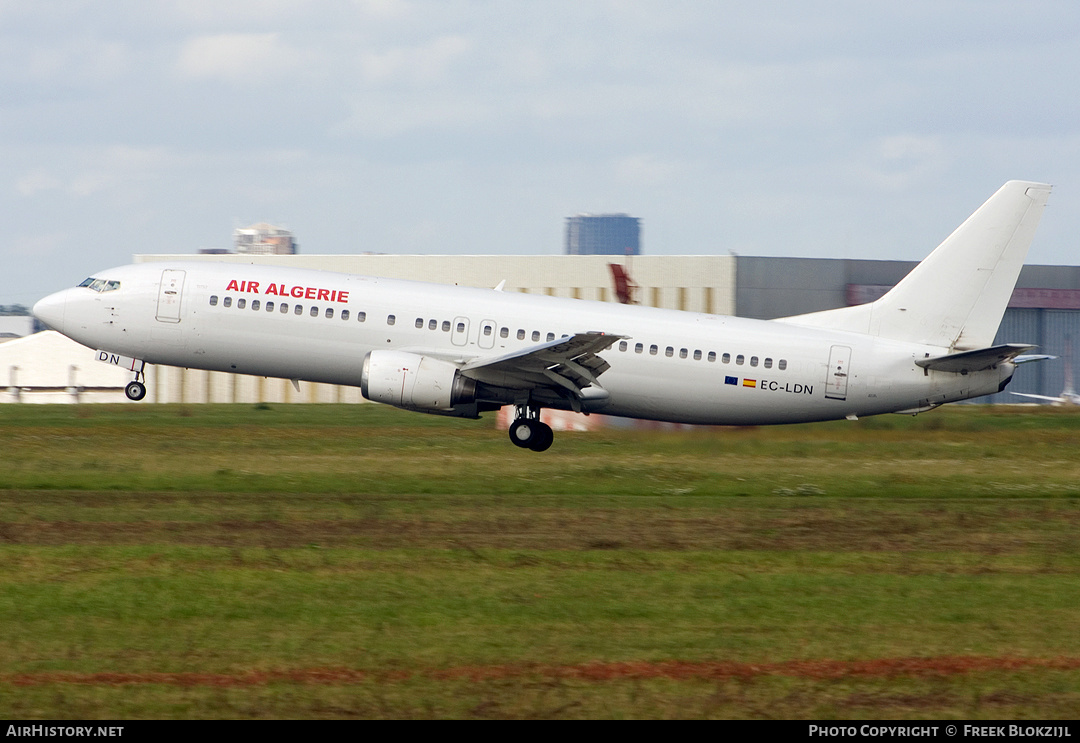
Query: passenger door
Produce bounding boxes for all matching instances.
[155,270,186,323]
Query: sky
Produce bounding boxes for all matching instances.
[4,0,1080,305]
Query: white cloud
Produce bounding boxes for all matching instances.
[4,1,1080,303]
[349,0,412,19]
[856,135,950,191]
[357,35,473,85]
[175,32,310,84]
[2,38,130,85]
[16,170,61,196]
[14,146,180,200]
[167,0,321,26]
[334,92,493,138]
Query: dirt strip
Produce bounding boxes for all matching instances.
[8,656,1080,687]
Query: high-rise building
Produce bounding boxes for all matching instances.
[233,223,297,255]
[565,214,640,256]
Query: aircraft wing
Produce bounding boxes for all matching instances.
[459,331,626,399]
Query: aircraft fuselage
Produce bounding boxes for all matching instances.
[33,261,1010,426]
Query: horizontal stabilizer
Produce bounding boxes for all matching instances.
[1013,353,1056,365]
[915,343,1035,373]
[1010,392,1066,403]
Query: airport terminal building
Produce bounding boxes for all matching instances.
[6,253,1078,405]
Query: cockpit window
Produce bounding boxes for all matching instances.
[78,277,120,293]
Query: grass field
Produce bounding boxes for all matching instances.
[2,403,1080,718]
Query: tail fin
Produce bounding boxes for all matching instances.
[778,181,1052,350]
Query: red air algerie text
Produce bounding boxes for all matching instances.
[225,280,349,303]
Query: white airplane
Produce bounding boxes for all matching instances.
[33,180,1052,451]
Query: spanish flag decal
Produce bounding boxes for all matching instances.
[743,379,757,388]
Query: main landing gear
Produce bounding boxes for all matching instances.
[509,404,553,452]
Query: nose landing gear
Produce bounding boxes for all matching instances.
[508,404,554,451]
[125,369,147,401]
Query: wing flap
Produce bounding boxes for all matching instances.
[460,331,624,395]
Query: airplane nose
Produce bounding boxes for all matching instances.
[32,291,67,333]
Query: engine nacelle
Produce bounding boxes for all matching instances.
[360,351,477,416]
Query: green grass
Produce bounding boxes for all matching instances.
[2,403,1079,497]
[2,403,1080,718]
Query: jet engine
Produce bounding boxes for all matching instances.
[360,351,478,417]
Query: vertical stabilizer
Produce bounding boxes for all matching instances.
[778,181,1051,349]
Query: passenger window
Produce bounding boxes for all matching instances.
[750,356,758,367]
[429,319,437,330]
[665,347,674,357]
[415,318,424,329]
[358,312,367,322]
[252,300,260,311]
[722,352,731,364]
[223,297,232,308]
[341,309,350,321]
[680,348,688,359]
[280,303,289,313]
[294,305,303,316]
[736,355,744,365]
[546,332,555,342]
[457,322,466,333]
[387,314,396,325]
[707,351,716,362]
[693,350,701,361]
[650,345,658,355]
[483,325,493,336]
[532,331,540,342]
[764,357,773,369]
[635,343,643,354]
[209,295,218,306]
[266,301,274,312]
[325,308,334,319]
[500,327,509,338]
[779,359,788,371]
[517,329,525,340]
[237,298,246,310]
[442,320,451,332]
[619,341,628,352]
